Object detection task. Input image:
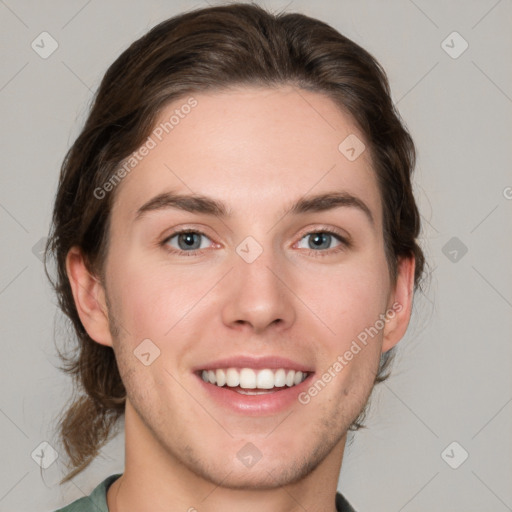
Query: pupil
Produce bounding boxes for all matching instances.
[180,233,200,249]
[310,233,330,250]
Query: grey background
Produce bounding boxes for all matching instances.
[0,0,511,510]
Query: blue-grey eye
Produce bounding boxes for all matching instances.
[166,231,212,251]
[297,232,342,251]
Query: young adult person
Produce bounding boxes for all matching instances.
[47,3,425,511]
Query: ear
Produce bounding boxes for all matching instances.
[66,246,113,347]
[381,255,416,352]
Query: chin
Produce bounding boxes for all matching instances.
[194,457,315,491]
[179,433,335,491]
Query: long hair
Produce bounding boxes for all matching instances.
[45,2,425,483]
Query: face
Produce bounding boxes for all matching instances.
[88,86,410,489]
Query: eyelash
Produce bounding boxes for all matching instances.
[160,229,213,257]
[161,228,351,258]
[298,229,351,257]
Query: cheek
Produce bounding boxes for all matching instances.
[303,256,390,347]
[107,251,203,339]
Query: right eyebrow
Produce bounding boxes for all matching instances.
[134,191,230,221]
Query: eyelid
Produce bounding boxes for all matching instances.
[158,225,219,259]
[161,225,352,256]
[293,224,351,246]
[292,228,351,257]
[161,224,218,243]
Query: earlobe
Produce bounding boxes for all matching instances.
[66,246,113,347]
[381,255,416,353]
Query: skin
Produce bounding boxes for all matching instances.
[67,85,415,512]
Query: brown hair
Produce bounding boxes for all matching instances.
[45,2,425,483]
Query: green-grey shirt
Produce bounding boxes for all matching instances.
[54,474,356,511]
[54,474,121,512]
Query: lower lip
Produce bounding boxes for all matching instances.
[196,373,314,416]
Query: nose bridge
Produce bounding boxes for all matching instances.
[221,235,295,332]
[236,237,280,290]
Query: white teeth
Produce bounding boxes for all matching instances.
[216,369,226,387]
[239,368,257,389]
[201,367,308,390]
[274,368,286,387]
[256,369,275,389]
[226,368,239,387]
[237,389,274,395]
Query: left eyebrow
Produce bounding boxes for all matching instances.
[289,192,374,227]
[134,190,374,227]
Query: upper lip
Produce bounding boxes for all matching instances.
[193,355,314,373]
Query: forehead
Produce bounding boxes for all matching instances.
[111,85,382,226]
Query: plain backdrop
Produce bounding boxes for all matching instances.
[0,1,511,511]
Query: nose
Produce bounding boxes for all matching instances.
[220,246,296,335]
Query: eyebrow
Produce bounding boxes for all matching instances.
[134,190,374,226]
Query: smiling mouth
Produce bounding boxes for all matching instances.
[199,368,310,395]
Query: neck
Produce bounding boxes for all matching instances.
[107,401,346,512]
